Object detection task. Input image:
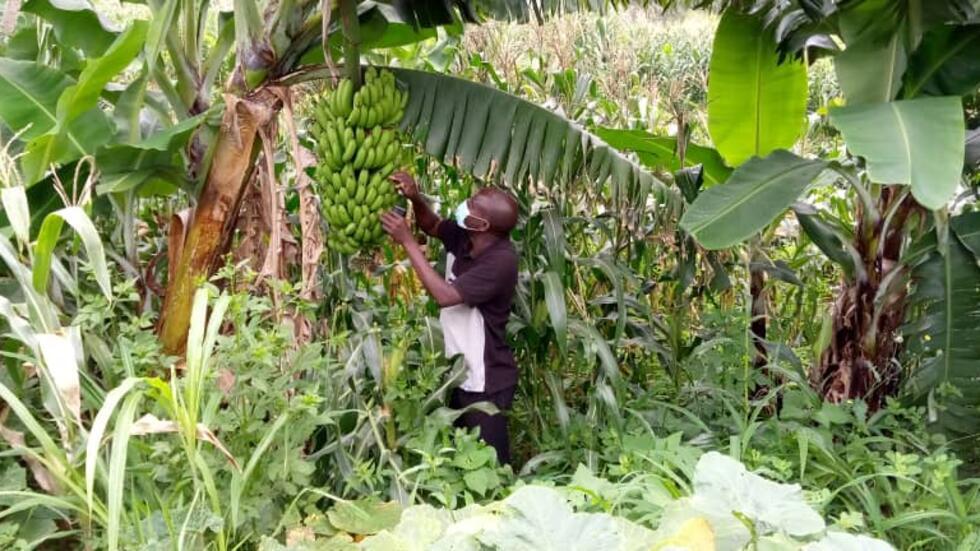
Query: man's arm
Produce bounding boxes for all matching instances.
[391,172,441,237]
[381,212,462,307]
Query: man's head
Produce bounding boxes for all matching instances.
[456,187,518,237]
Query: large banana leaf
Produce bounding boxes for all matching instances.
[0,58,114,184]
[905,212,980,440]
[679,150,826,249]
[951,212,980,259]
[391,68,676,208]
[903,24,980,98]
[706,9,808,167]
[829,96,965,210]
[833,0,907,104]
[471,0,635,23]
[593,129,732,187]
[54,21,147,132]
[21,0,118,56]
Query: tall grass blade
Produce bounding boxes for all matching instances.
[86,377,143,515]
[0,185,30,244]
[32,207,113,300]
[0,379,66,472]
[230,411,289,530]
[35,333,83,439]
[107,390,143,551]
[542,270,567,354]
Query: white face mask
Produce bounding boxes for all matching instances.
[453,200,488,231]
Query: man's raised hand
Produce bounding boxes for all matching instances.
[390,171,420,200]
[381,211,413,245]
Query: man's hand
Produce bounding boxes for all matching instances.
[390,171,420,200]
[381,211,413,245]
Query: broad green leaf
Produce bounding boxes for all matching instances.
[834,0,908,104]
[327,497,403,535]
[137,110,210,151]
[4,26,41,60]
[32,206,113,299]
[541,270,567,354]
[55,21,148,131]
[362,4,438,49]
[21,0,118,56]
[835,32,906,104]
[906,213,980,440]
[903,24,980,98]
[707,10,808,167]
[680,150,826,249]
[96,111,207,195]
[0,59,73,140]
[594,128,732,187]
[112,71,149,142]
[804,532,895,551]
[0,59,114,183]
[951,210,980,259]
[20,108,114,184]
[391,68,675,207]
[362,505,450,549]
[692,452,825,536]
[479,485,622,550]
[830,97,965,209]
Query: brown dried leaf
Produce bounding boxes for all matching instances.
[217,368,236,395]
[167,208,194,291]
[130,414,241,470]
[277,86,323,302]
[0,410,59,493]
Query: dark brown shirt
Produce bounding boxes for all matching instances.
[437,220,519,393]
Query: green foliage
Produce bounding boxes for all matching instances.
[2,4,980,551]
[679,151,826,249]
[829,97,965,209]
[905,213,980,441]
[706,9,808,167]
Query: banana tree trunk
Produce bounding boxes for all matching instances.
[812,186,915,409]
[158,91,279,354]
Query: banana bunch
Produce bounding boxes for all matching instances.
[308,68,408,255]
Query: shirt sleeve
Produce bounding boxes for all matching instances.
[436,219,469,257]
[451,249,517,306]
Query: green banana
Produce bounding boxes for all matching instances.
[307,68,411,255]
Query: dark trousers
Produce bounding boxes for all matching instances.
[449,386,515,466]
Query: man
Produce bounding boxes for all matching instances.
[380,171,520,465]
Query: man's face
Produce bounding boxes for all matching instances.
[456,197,490,232]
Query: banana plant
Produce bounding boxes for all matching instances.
[0,0,684,356]
[672,2,980,425]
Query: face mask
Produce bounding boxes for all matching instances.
[453,200,488,231]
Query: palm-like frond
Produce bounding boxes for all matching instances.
[905,213,980,441]
[391,68,678,214]
[390,0,650,26]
